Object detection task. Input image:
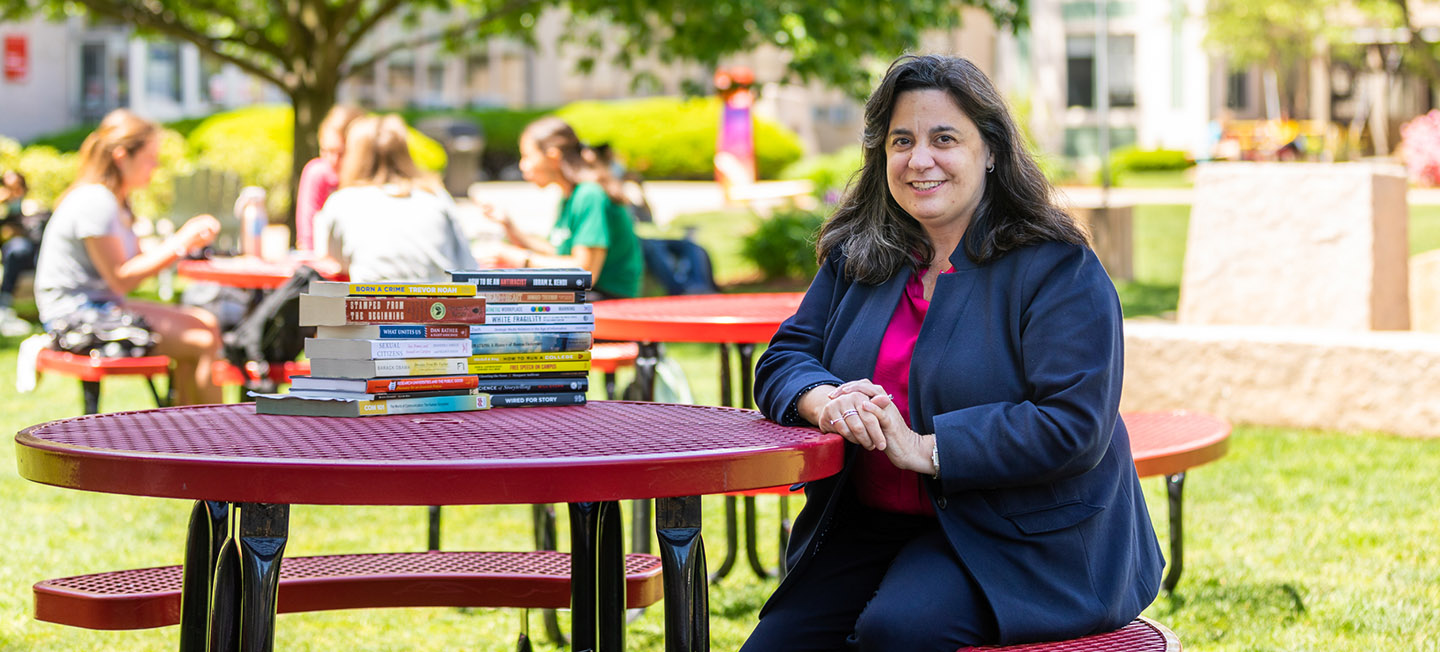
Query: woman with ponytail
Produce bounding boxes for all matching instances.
[476,117,643,299]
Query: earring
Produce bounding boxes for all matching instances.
[986,163,995,173]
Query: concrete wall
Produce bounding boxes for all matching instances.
[1122,321,1440,438]
[1179,162,1411,331]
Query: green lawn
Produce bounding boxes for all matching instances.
[4,204,1440,650]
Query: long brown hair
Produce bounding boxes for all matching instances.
[338,114,443,196]
[63,109,159,205]
[521,117,626,204]
[817,54,1086,284]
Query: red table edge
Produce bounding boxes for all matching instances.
[1125,410,1232,478]
[14,405,844,506]
[591,293,802,344]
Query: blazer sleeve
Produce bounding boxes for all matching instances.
[933,243,1125,492]
[753,252,847,426]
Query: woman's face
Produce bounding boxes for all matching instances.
[116,136,161,196]
[320,124,350,170]
[885,89,993,242]
[518,136,561,188]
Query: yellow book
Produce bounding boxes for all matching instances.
[467,360,593,375]
[307,280,479,297]
[466,351,592,365]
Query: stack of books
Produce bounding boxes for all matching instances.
[253,269,594,417]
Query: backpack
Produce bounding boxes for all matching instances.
[221,265,321,393]
[639,238,720,295]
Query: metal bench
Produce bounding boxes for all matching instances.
[34,348,171,414]
[591,341,639,399]
[957,617,1181,651]
[35,549,663,649]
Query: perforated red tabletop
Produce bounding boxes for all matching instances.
[592,292,803,344]
[176,256,345,289]
[16,401,843,506]
[1124,410,1231,478]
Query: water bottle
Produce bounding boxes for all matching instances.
[234,187,268,257]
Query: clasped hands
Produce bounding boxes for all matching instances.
[812,379,935,475]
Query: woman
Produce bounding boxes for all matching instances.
[476,117,643,299]
[295,104,364,251]
[1,170,40,335]
[745,55,1163,650]
[313,114,477,282]
[33,109,223,405]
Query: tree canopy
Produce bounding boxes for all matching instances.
[1,0,1026,221]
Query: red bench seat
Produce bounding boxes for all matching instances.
[34,348,171,414]
[957,617,1181,651]
[35,549,663,631]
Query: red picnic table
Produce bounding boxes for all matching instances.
[593,292,805,580]
[1124,410,1232,592]
[16,401,844,652]
[176,255,345,290]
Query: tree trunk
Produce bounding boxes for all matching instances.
[287,84,336,245]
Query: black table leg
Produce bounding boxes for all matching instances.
[657,495,708,652]
[569,501,624,652]
[632,342,661,402]
[209,503,290,652]
[1162,472,1186,593]
[180,500,230,652]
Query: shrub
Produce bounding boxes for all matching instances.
[1402,110,1440,186]
[781,145,863,202]
[0,130,188,221]
[186,105,446,217]
[556,96,804,180]
[1110,146,1192,173]
[738,206,827,281]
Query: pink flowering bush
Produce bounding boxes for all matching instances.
[1401,110,1440,186]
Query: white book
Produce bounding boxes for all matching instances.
[307,357,470,379]
[482,313,594,325]
[304,337,474,360]
[483,303,593,314]
[466,322,595,334]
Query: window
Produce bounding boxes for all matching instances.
[1066,34,1136,108]
[145,41,182,103]
[1226,70,1249,110]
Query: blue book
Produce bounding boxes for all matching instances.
[469,331,594,355]
[253,392,492,417]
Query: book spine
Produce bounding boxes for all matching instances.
[364,375,480,393]
[300,296,487,325]
[482,303,593,314]
[474,377,590,393]
[467,351,591,364]
[358,393,492,416]
[468,332,593,355]
[310,281,478,297]
[470,370,588,380]
[488,392,588,408]
[452,269,592,290]
[305,338,473,360]
[314,324,472,339]
[466,322,594,334]
[288,388,476,401]
[481,313,594,325]
[474,291,590,304]
[467,360,592,374]
[371,357,470,376]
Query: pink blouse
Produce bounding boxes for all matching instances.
[851,264,952,516]
[295,157,338,251]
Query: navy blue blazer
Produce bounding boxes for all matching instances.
[754,238,1164,644]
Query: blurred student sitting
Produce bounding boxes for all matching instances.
[313,114,477,283]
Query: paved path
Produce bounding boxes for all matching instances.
[453,181,1440,242]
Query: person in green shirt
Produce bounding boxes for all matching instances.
[477,117,644,298]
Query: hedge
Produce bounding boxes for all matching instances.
[556,96,804,180]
